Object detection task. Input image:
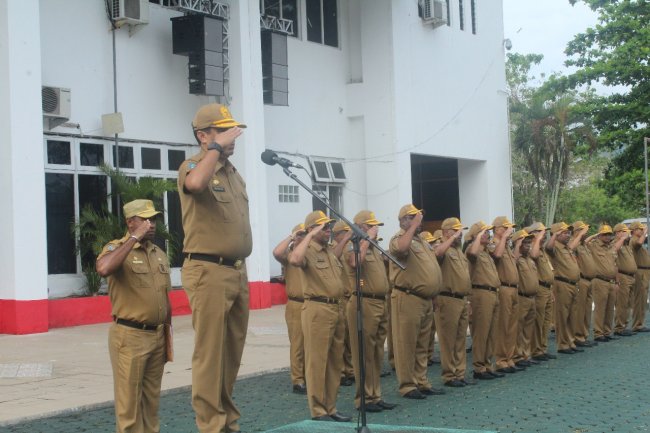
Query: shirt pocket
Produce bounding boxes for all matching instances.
[129,263,152,288]
[315,260,330,278]
[211,190,234,222]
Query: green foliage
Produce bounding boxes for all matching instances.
[555,183,635,229]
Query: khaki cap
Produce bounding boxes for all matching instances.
[354,210,383,226]
[512,229,533,243]
[441,217,466,231]
[305,210,333,228]
[550,222,572,234]
[466,221,493,241]
[332,220,351,233]
[613,223,630,233]
[630,221,647,231]
[398,204,423,219]
[492,216,516,228]
[421,231,435,243]
[525,222,549,232]
[291,223,306,235]
[123,199,161,220]
[597,224,613,235]
[192,103,247,130]
[433,230,442,241]
[571,220,589,231]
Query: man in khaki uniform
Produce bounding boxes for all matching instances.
[434,217,474,387]
[545,222,582,354]
[389,204,444,399]
[489,216,521,373]
[178,103,251,433]
[629,221,650,332]
[272,223,307,394]
[332,221,355,387]
[422,230,442,365]
[614,223,637,336]
[344,210,396,412]
[465,221,504,380]
[96,199,171,433]
[569,221,598,347]
[289,211,351,422]
[511,230,538,367]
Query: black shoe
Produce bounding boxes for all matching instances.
[419,387,446,395]
[532,354,548,361]
[515,360,531,367]
[488,370,505,378]
[590,340,599,346]
[594,336,608,342]
[403,389,426,399]
[358,403,383,413]
[527,359,540,365]
[473,371,494,380]
[512,365,526,371]
[606,334,619,340]
[340,376,354,386]
[461,378,478,386]
[292,383,307,394]
[466,345,473,353]
[575,340,593,347]
[558,349,575,354]
[312,415,332,421]
[444,379,465,388]
[380,370,391,377]
[615,330,634,337]
[376,400,398,410]
[634,327,650,333]
[330,412,352,422]
[544,353,557,359]
[496,367,516,373]
[571,347,584,353]
[429,356,440,364]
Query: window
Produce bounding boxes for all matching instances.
[470,0,477,34]
[47,140,71,165]
[446,0,451,26]
[312,184,342,217]
[260,0,298,37]
[278,185,299,203]
[141,147,161,170]
[306,0,338,47]
[309,157,346,183]
[113,146,134,169]
[459,0,464,31]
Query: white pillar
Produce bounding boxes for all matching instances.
[0,0,49,333]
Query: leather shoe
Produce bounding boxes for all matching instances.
[419,387,446,395]
[376,400,398,410]
[571,347,584,353]
[532,354,548,361]
[461,378,478,385]
[292,383,307,394]
[544,353,557,359]
[488,370,505,378]
[634,327,650,333]
[472,371,494,380]
[340,376,354,386]
[558,348,575,354]
[594,336,608,342]
[606,335,619,340]
[615,330,634,336]
[380,370,391,377]
[312,415,332,421]
[358,403,382,413]
[512,365,526,371]
[330,412,352,422]
[444,379,465,387]
[515,360,531,367]
[497,367,516,373]
[527,359,540,365]
[403,389,426,399]
[575,340,593,347]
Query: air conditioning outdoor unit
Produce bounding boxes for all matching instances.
[111,0,149,25]
[420,0,447,28]
[42,86,71,129]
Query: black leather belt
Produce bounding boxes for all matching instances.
[307,296,342,305]
[580,274,594,281]
[438,291,466,300]
[288,296,304,303]
[500,283,518,289]
[394,286,432,300]
[619,270,636,277]
[595,275,616,284]
[114,317,160,331]
[472,284,498,292]
[354,292,386,300]
[538,280,552,289]
[185,253,242,269]
[638,266,650,270]
[554,276,578,285]
[518,292,535,298]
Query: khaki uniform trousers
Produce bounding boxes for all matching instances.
[346,296,388,408]
[614,273,635,332]
[591,278,616,338]
[108,323,166,433]
[285,299,305,386]
[531,287,553,357]
[632,269,650,330]
[182,260,249,433]
[469,288,498,373]
[391,290,433,395]
[492,287,519,370]
[386,287,395,369]
[571,278,592,343]
[513,295,536,363]
[427,307,437,360]
[341,298,355,379]
[302,300,345,418]
[434,296,468,382]
[553,280,577,350]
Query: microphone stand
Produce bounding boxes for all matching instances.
[281,167,404,433]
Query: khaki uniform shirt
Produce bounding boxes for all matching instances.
[517,255,539,296]
[489,240,519,286]
[466,247,501,289]
[534,249,555,284]
[631,236,650,268]
[278,247,305,299]
[575,243,598,279]
[547,243,580,282]
[333,240,353,297]
[617,243,638,275]
[178,150,252,259]
[297,240,345,299]
[440,245,471,296]
[587,240,617,280]
[98,235,171,325]
[343,244,390,296]
[389,229,443,298]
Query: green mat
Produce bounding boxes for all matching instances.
[264,420,496,433]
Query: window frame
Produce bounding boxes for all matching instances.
[304,0,340,48]
[308,157,346,183]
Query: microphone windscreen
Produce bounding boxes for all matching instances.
[261,149,277,166]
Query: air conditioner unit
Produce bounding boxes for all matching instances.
[110,0,149,25]
[42,86,71,129]
[420,0,447,28]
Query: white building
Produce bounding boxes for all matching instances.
[0,0,511,334]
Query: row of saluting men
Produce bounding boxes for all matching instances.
[273,205,650,422]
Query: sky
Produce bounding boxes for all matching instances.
[502,0,600,83]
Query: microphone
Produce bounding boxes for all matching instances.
[261,149,303,169]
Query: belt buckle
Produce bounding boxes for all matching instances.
[234,259,242,270]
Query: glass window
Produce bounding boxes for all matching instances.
[470,0,477,34]
[168,149,186,171]
[282,0,298,36]
[113,146,135,169]
[167,183,185,267]
[446,0,451,26]
[45,173,76,274]
[80,143,104,166]
[312,184,341,216]
[78,174,108,268]
[330,162,346,180]
[279,185,299,203]
[459,0,464,30]
[314,161,330,179]
[306,0,323,43]
[306,0,338,47]
[322,0,338,47]
[141,147,161,170]
[47,140,71,165]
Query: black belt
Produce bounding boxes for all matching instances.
[307,296,342,305]
[580,274,594,281]
[394,286,432,300]
[538,280,552,289]
[438,291,466,300]
[500,283,518,289]
[471,284,498,292]
[638,266,650,270]
[288,296,304,303]
[518,292,535,298]
[353,292,386,300]
[114,317,160,331]
[554,276,578,285]
[595,275,616,284]
[185,253,242,269]
[619,270,636,277]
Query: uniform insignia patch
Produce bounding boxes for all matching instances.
[213,179,220,185]
[188,162,197,169]
[212,186,225,192]
[108,245,115,251]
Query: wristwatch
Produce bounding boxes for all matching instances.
[207,141,224,153]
